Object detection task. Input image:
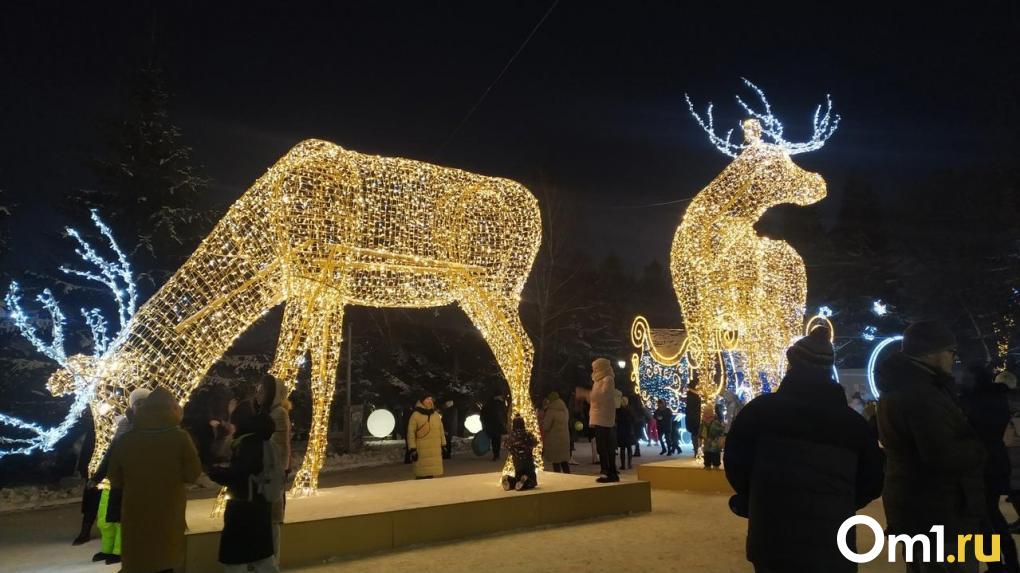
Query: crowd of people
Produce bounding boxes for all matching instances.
[725,321,1020,573]
[65,317,1020,573]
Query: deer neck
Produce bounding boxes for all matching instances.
[111,181,284,401]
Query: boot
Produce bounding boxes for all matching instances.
[72,517,93,546]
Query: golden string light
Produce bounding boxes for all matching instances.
[48,139,542,494]
[670,118,829,397]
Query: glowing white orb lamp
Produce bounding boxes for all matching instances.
[464,414,483,434]
[366,408,396,438]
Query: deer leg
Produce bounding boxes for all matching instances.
[458,286,539,476]
[289,302,344,497]
[86,406,119,478]
[269,301,313,394]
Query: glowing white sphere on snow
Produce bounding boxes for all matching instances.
[464,414,483,434]
[366,409,396,438]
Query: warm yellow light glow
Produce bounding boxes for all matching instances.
[670,119,827,397]
[53,139,542,493]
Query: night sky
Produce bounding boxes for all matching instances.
[2,1,1018,273]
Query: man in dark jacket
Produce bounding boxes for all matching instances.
[877,321,985,572]
[686,378,703,456]
[481,395,508,461]
[961,363,1019,572]
[725,326,884,573]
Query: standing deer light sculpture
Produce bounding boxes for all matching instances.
[672,80,838,397]
[38,140,542,495]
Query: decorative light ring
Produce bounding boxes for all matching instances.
[867,336,903,398]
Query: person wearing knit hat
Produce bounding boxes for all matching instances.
[875,320,987,566]
[723,328,883,572]
[786,325,835,370]
[576,358,620,483]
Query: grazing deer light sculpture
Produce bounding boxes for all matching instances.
[35,140,542,494]
[672,80,838,397]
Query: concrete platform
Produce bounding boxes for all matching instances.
[183,472,651,570]
[636,458,734,494]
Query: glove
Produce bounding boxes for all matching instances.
[409,449,419,462]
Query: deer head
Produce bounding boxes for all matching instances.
[685,80,836,215]
[728,118,827,210]
[1,210,138,458]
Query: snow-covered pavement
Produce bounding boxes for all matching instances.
[1,441,1010,572]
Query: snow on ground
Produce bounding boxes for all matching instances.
[0,437,473,513]
[2,440,1016,572]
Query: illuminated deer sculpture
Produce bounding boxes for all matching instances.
[671,80,837,397]
[37,140,542,494]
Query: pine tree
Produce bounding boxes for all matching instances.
[70,65,212,286]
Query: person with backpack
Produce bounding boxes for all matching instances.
[207,399,279,573]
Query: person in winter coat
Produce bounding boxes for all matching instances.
[441,399,459,459]
[645,402,659,446]
[653,399,673,455]
[502,414,538,490]
[541,392,571,473]
[699,405,726,469]
[616,396,636,470]
[89,388,152,565]
[724,326,884,573]
[575,358,619,483]
[208,400,278,572]
[481,395,508,461]
[256,374,291,565]
[628,395,647,457]
[107,386,202,573]
[999,370,1020,523]
[407,395,446,479]
[686,380,703,456]
[962,363,1020,572]
[878,321,985,572]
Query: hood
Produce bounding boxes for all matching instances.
[876,351,951,395]
[133,386,183,431]
[273,375,287,409]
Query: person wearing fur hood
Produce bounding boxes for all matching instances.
[407,395,446,479]
[576,358,620,483]
[107,386,202,573]
[541,391,571,473]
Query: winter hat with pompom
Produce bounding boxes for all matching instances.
[786,326,834,369]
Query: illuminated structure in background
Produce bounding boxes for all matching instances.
[804,307,840,383]
[629,316,699,412]
[2,211,137,467]
[867,335,903,398]
[41,140,542,494]
[629,316,695,447]
[671,81,836,396]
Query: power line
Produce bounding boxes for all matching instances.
[432,0,560,161]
